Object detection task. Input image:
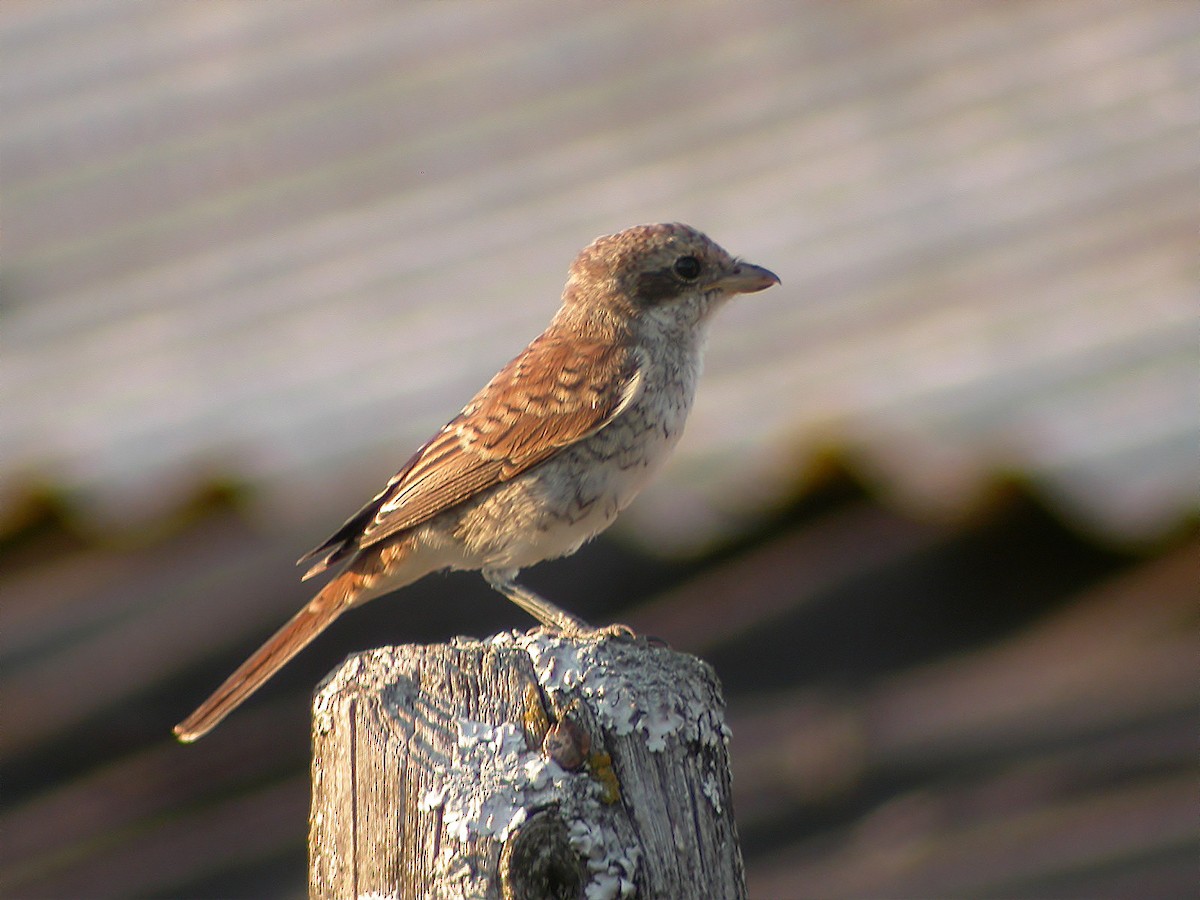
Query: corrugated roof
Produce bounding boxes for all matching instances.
[4,486,1195,896]
[3,1,1196,549]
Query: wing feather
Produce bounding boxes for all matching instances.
[297,330,640,578]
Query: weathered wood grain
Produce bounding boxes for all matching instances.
[309,632,743,899]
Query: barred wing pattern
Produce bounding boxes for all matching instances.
[298,331,643,579]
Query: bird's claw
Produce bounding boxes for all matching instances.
[524,621,638,641]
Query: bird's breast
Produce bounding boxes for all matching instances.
[553,336,702,522]
[436,335,704,571]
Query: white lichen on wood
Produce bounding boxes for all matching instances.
[499,630,732,754]
[309,632,744,900]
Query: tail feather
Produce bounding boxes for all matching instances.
[173,570,365,743]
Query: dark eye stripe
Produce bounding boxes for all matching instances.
[636,266,685,305]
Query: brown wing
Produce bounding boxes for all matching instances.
[297,329,642,579]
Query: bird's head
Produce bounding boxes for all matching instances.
[559,223,779,335]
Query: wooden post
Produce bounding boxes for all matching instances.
[309,631,745,899]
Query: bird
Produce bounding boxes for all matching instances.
[174,222,779,742]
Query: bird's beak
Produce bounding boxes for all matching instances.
[713,261,781,295]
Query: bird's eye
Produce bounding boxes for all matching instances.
[673,256,702,280]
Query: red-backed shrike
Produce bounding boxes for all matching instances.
[175,223,779,741]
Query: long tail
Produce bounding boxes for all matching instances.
[174,567,370,743]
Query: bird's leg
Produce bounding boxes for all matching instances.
[482,569,592,635]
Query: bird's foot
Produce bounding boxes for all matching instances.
[588,622,637,640]
[523,621,637,641]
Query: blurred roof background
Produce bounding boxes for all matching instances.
[2,2,1197,898]
[5,0,1196,549]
